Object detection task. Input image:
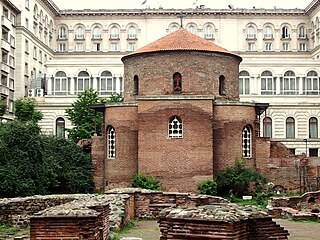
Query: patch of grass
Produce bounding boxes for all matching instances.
[0,224,20,235]
[109,220,137,239]
[290,218,320,223]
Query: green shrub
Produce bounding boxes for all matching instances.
[197,179,217,196]
[215,158,268,197]
[132,173,160,190]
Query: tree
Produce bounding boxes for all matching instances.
[66,89,122,142]
[14,98,43,122]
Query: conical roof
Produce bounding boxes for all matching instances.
[122,29,241,60]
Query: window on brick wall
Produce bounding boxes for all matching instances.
[173,72,182,93]
[219,75,225,95]
[107,126,116,159]
[242,125,251,158]
[133,75,139,95]
[168,116,183,138]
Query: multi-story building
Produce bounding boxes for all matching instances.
[2,0,320,156]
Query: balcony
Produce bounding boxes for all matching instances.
[1,16,12,30]
[1,39,10,52]
[1,62,10,73]
[0,85,9,95]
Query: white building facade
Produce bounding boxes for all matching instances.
[2,0,320,156]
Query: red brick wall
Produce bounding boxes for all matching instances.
[104,105,138,188]
[123,51,241,102]
[92,136,105,192]
[137,99,214,192]
[213,103,257,172]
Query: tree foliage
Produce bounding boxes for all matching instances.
[132,173,161,190]
[215,159,267,197]
[197,179,217,196]
[14,98,43,123]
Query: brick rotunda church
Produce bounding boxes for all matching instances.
[91,29,292,192]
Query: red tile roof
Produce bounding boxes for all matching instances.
[123,29,240,59]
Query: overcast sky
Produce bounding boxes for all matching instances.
[53,0,311,10]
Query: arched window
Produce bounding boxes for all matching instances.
[282,26,290,39]
[299,26,307,38]
[263,117,272,138]
[75,26,85,39]
[304,71,319,95]
[242,125,251,158]
[127,26,137,39]
[56,117,65,138]
[309,117,318,138]
[169,24,179,33]
[107,126,116,159]
[168,116,183,138]
[286,117,295,139]
[264,26,273,39]
[247,26,256,39]
[134,75,139,95]
[239,71,250,95]
[173,72,182,93]
[204,25,214,39]
[58,26,67,39]
[261,70,275,95]
[281,71,297,95]
[187,25,196,34]
[110,26,119,39]
[33,4,38,19]
[52,71,69,95]
[219,75,225,95]
[98,70,114,95]
[75,71,91,93]
[92,26,102,39]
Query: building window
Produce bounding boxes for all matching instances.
[127,26,137,39]
[299,43,307,51]
[98,71,114,95]
[58,26,67,39]
[57,43,66,52]
[169,24,179,33]
[33,5,38,19]
[187,25,197,34]
[286,117,295,139]
[133,75,139,95]
[75,26,85,39]
[264,26,273,39]
[33,47,37,59]
[127,43,136,51]
[239,71,250,95]
[248,42,256,51]
[247,26,256,39]
[92,43,101,51]
[265,43,272,51]
[309,148,318,157]
[75,71,91,93]
[92,26,101,39]
[52,71,69,95]
[281,26,290,39]
[173,72,182,93]
[242,125,251,158]
[75,43,84,52]
[110,43,119,51]
[110,26,120,39]
[25,0,29,9]
[282,42,290,51]
[289,148,295,155]
[299,26,307,39]
[263,117,272,138]
[261,71,276,95]
[25,18,29,29]
[304,71,319,95]
[168,116,183,138]
[309,117,318,139]
[281,71,298,95]
[204,25,214,39]
[56,117,65,138]
[107,126,116,159]
[219,75,225,95]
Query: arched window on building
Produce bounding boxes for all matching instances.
[242,125,251,158]
[239,71,250,95]
[92,26,102,39]
[173,72,182,93]
[58,26,67,39]
[286,117,295,139]
[264,26,273,39]
[261,70,276,95]
[33,4,38,19]
[75,71,91,94]
[98,70,114,95]
[281,71,297,95]
[110,26,120,39]
[219,75,225,95]
[187,25,197,34]
[282,26,290,39]
[52,71,69,95]
[247,26,256,39]
[263,117,272,138]
[133,75,139,95]
[75,26,85,39]
[168,116,183,138]
[204,25,214,39]
[127,26,137,39]
[309,117,318,139]
[299,25,307,38]
[56,117,65,138]
[304,70,319,95]
[107,126,116,159]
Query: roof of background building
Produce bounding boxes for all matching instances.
[122,29,241,60]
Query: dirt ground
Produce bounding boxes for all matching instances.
[120,219,320,240]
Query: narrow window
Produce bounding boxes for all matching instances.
[98,71,113,95]
[239,71,250,95]
[309,117,318,138]
[286,117,295,139]
[263,117,272,138]
[133,75,139,95]
[168,116,183,138]
[173,72,182,93]
[219,75,225,95]
[107,126,116,159]
[261,71,276,95]
[56,117,65,138]
[242,125,251,158]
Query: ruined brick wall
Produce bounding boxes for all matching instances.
[213,103,257,173]
[122,51,241,102]
[137,99,214,192]
[92,135,105,192]
[104,105,138,188]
